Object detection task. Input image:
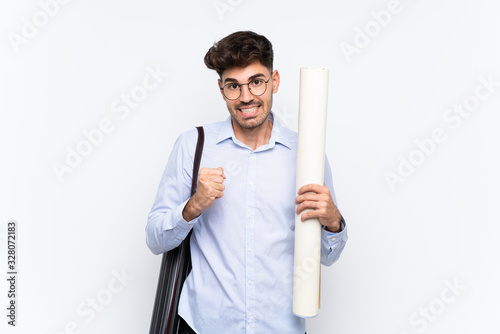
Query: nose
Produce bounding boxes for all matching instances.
[239,84,253,103]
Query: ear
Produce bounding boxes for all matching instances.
[271,70,280,94]
[218,78,226,100]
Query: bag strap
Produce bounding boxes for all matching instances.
[191,126,204,196]
[163,126,204,334]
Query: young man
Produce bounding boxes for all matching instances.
[146,31,348,334]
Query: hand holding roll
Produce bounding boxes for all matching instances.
[295,183,342,233]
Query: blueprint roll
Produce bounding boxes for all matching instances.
[293,67,329,318]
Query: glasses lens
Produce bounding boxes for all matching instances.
[223,84,240,100]
[249,79,267,96]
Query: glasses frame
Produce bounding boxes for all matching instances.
[220,74,273,101]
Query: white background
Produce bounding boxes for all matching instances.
[1,0,499,333]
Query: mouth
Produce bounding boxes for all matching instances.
[237,105,260,118]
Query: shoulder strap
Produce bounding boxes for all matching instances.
[151,127,204,334]
[191,126,204,196]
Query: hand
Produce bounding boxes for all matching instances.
[182,167,226,221]
[295,183,342,233]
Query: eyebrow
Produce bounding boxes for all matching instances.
[223,73,267,84]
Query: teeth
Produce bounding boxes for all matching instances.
[240,107,258,114]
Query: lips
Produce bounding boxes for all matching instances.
[238,105,260,118]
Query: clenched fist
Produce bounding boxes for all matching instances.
[182,167,226,222]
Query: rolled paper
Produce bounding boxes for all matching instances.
[293,67,329,318]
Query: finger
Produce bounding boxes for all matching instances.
[301,211,318,222]
[296,200,323,215]
[295,193,320,204]
[295,202,317,214]
[210,182,225,192]
[300,208,327,221]
[300,210,316,221]
[297,183,328,195]
[199,185,224,201]
[296,192,330,205]
[300,211,311,221]
[201,174,225,184]
[200,167,226,178]
[206,187,224,199]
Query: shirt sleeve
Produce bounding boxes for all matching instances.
[145,129,200,255]
[321,218,348,266]
[320,155,348,266]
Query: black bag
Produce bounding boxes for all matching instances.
[149,126,204,334]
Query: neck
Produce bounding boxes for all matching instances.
[232,118,273,151]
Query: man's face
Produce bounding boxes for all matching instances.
[219,61,280,132]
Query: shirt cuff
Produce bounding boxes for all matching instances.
[167,198,200,242]
[322,217,347,247]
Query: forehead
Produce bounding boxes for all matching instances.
[221,61,270,83]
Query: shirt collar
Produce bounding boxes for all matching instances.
[216,111,292,150]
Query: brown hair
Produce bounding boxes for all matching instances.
[204,31,274,77]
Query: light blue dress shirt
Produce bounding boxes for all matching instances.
[146,113,348,334]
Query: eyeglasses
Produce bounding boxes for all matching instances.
[220,74,273,100]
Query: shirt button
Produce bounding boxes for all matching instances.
[248,247,253,253]
[248,280,253,285]
[248,215,253,220]
[249,180,254,186]
[331,237,336,241]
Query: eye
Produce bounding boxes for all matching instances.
[251,79,264,87]
[226,83,239,90]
